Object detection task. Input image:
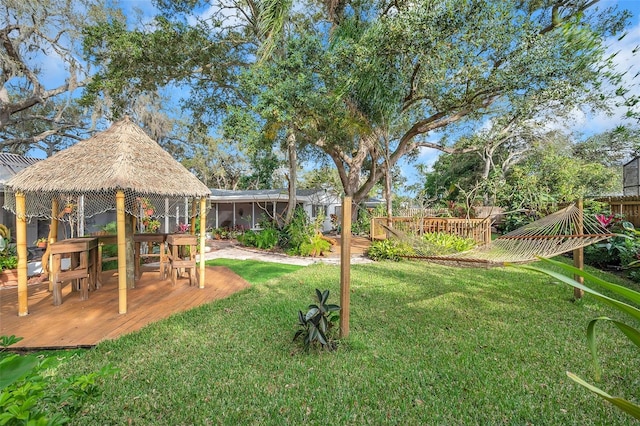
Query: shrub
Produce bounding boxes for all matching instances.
[421,232,476,254]
[0,243,17,271]
[294,289,340,352]
[238,227,280,250]
[367,239,415,261]
[584,220,640,281]
[282,207,313,255]
[237,230,257,246]
[254,227,280,250]
[497,210,542,234]
[298,233,332,257]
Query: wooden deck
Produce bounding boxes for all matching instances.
[0,266,250,350]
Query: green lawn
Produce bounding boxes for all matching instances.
[207,258,304,283]
[49,259,638,425]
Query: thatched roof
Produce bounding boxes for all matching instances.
[6,116,209,197]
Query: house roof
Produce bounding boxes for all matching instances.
[210,188,329,202]
[0,153,41,187]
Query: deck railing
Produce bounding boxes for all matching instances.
[371,216,492,246]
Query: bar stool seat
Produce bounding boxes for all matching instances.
[50,238,98,306]
[166,234,197,286]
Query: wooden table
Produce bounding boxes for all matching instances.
[166,233,198,286]
[50,237,98,306]
[96,234,169,286]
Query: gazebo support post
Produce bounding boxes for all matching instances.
[164,198,170,233]
[116,191,128,314]
[16,192,28,316]
[126,214,135,288]
[45,198,59,290]
[191,199,197,235]
[199,197,206,289]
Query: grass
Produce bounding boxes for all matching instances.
[45,258,639,425]
[207,258,304,284]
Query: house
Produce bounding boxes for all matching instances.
[624,156,640,196]
[208,189,341,232]
[0,153,45,245]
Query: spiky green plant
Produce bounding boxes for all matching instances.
[517,258,640,420]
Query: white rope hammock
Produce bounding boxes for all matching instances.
[389,204,614,267]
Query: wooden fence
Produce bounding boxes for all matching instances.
[371,217,492,246]
[597,196,640,227]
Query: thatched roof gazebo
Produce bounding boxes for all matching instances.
[4,116,211,316]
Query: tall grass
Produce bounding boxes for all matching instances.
[51,260,639,425]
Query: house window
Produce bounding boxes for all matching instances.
[312,204,327,218]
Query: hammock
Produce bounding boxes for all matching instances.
[386,204,614,267]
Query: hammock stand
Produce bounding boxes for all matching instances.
[386,204,614,268]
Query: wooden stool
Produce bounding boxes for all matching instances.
[50,238,98,306]
[166,234,197,286]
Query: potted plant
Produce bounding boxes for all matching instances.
[34,237,48,248]
[138,197,155,216]
[0,245,18,284]
[62,201,75,214]
[144,219,161,233]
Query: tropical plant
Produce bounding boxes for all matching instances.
[367,239,415,261]
[518,258,640,420]
[421,232,477,254]
[294,289,340,352]
[238,227,280,250]
[143,219,161,233]
[282,206,313,255]
[0,335,118,425]
[298,233,332,257]
[34,237,48,246]
[0,224,11,242]
[584,220,640,280]
[0,245,18,271]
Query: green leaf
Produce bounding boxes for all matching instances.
[326,304,341,312]
[518,262,640,322]
[586,318,602,382]
[316,328,328,346]
[0,354,38,390]
[305,307,319,321]
[533,257,640,305]
[320,289,330,305]
[567,372,640,420]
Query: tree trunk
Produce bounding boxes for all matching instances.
[284,130,297,225]
[385,169,393,227]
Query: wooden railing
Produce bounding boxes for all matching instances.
[371,216,492,246]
